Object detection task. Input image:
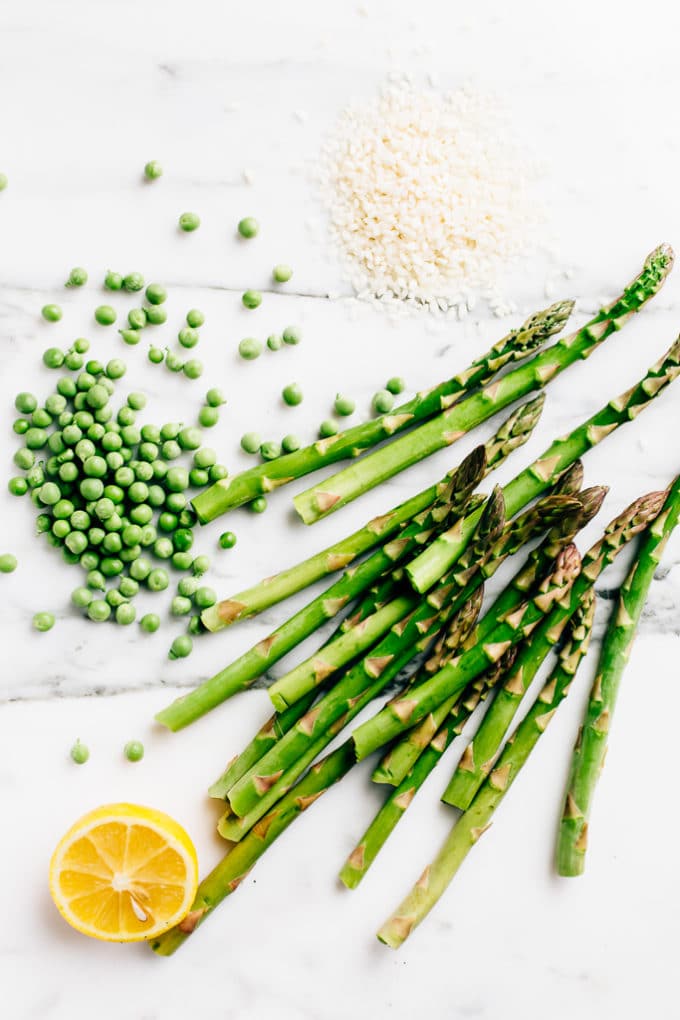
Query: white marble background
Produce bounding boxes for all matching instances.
[2,1,680,1018]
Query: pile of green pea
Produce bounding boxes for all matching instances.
[8,347,228,657]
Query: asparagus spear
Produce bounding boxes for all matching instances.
[219,593,483,839]
[156,450,486,732]
[202,396,543,632]
[339,652,518,889]
[352,544,582,761]
[370,489,595,787]
[294,247,673,525]
[377,592,596,949]
[406,332,680,592]
[265,487,505,713]
[441,490,651,810]
[191,303,570,524]
[151,742,358,956]
[557,475,680,876]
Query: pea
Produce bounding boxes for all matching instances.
[192,555,210,576]
[165,352,184,373]
[169,635,193,659]
[319,419,339,439]
[173,528,193,552]
[139,613,160,633]
[145,305,167,326]
[95,305,117,326]
[386,376,406,395]
[186,309,204,328]
[183,359,203,379]
[145,283,167,305]
[154,537,173,560]
[123,272,145,292]
[240,431,261,455]
[87,569,106,591]
[188,614,205,635]
[105,270,123,291]
[15,392,38,414]
[66,267,88,288]
[250,496,267,513]
[334,394,355,416]
[179,212,200,232]
[43,347,65,369]
[33,611,56,632]
[198,406,219,428]
[144,160,163,180]
[237,217,259,238]
[282,383,303,406]
[272,264,293,283]
[172,551,193,571]
[120,328,142,345]
[266,334,282,351]
[13,418,30,435]
[242,289,262,310]
[42,304,63,323]
[238,337,262,360]
[178,327,199,349]
[281,434,301,454]
[0,553,18,573]
[166,467,189,492]
[87,599,111,622]
[106,358,126,380]
[130,557,152,582]
[260,441,281,461]
[70,740,90,765]
[124,739,144,761]
[171,595,192,616]
[116,603,136,625]
[148,346,164,364]
[147,568,169,592]
[282,325,302,345]
[0,173,8,191]
[219,531,237,550]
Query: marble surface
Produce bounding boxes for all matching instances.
[2,2,680,1018]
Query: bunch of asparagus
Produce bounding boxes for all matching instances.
[151,247,680,956]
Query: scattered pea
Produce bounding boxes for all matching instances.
[144,160,163,180]
[0,553,18,573]
[373,389,395,414]
[15,392,38,414]
[192,555,210,576]
[219,531,237,550]
[145,283,167,305]
[87,599,111,622]
[33,611,55,632]
[281,434,301,454]
[128,307,147,330]
[120,328,142,345]
[237,217,259,239]
[148,346,165,364]
[282,325,302,345]
[116,602,136,625]
[386,376,406,395]
[238,337,262,360]
[124,739,145,762]
[194,586,216,609]
[42,304,63,323]
[169,634,193,659]
[198,406,219,428]
[241,431,261,454]
[123,272,145,292]
[0,173,8,191]
[250,496,267,513]
[260,441,281,461]
[209,463,228,481]
[272,264,293,283]
[147,567,169,592]
[70,740,90,765]
[334,394,355,416]
[242,289,262,310]
[282,383,303,406]
[267,334,282,351]
[319,419,339,438]
[165,352,184,373]
[145,305,167,326]
[186,309,205,328]
[171,595,192,616]
[205,388,225,407]
[66,267,88,288]
[105,270,124,291]
[179,211,200,232]
[140,612,161,633]
[183,359,203,380]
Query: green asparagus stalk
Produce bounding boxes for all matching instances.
[202,396,544,633]
[219,593,483,839]
[266,486,505,713]
[208,573,403,800]
[225,582,486,820]
[556,475,680,876]
[406,332,680,593]
[191,303,570,524]
[339,652,518,889]
[377,592,596,949]
[353,490,665,762]
[352,544,582,761]
[151,742,358,956]
[156,450,486,732]
[294,247,673,525]
[370,489,596,787]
